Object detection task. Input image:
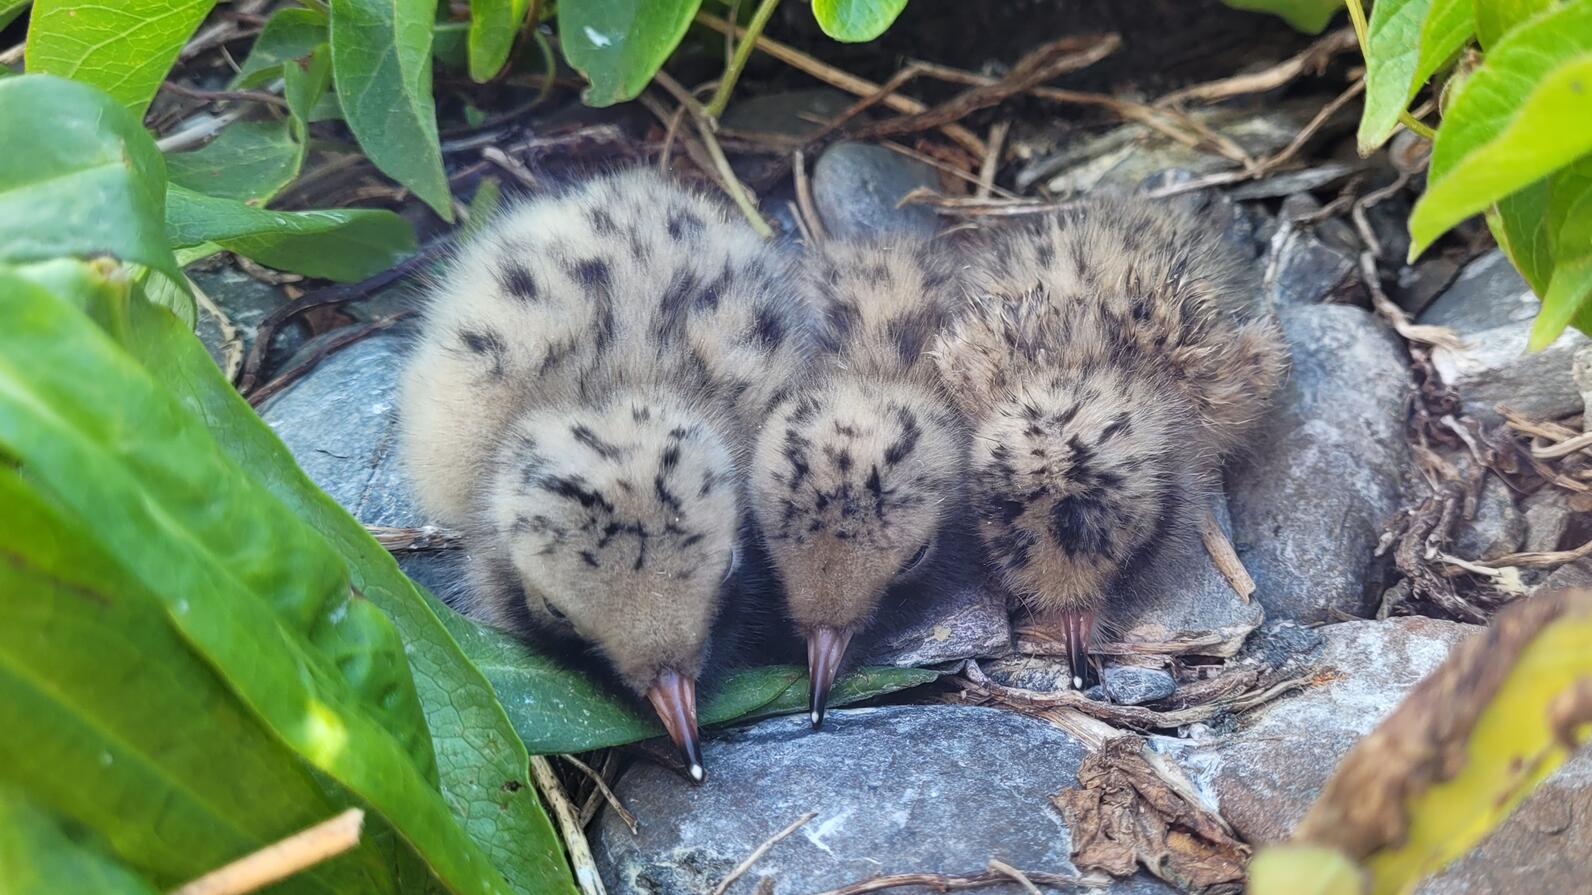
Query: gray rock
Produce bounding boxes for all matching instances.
[811,142,941,239]
[859,584,1013,666]
[981,655,1073,692]
[593,705,1177,895]
[190,264,306,374]
[720,89,855,138]
[1229,304,1410,622]
[1108,493,1264,658]
[1393,256,1464,317]
[1452,474,1526,561]
[1102,665,1175,705]
[1177,617,1478,844]
[1541,558,1592,591]
[1523,489,1575,554]
[1420,250,1589,423]
[1576,343,1592,431]
[1260,195,1359,309]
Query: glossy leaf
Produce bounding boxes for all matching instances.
[1486,177,1554,295]
[1220,0,1341,33]
[0,273,524,895]
[165,120,301,203]
[117,287,576,895]
[559,0,701,106]
[1408,0,1592,257]
[467,0,528,81]
[165,186,415,282]
[25,0,215,114]
[0,788,160,895]
[0,462,395,894]
[0,76,185,316]
[0,0,28,31]
[234,6,329,86]
[1358,0,1474,153]
[328,0,452,218]
[455,615,939,753]
[1474,0,1557,47]
[812,0,909,42]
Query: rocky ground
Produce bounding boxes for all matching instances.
[191,8,1592,893]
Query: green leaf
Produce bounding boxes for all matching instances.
[0,788,160,895]
[467,0,528,81]
[1409,0,1592,257]
[329,0,453,218]
[1220,0,1341,33]
[166,120,302,204]
[1526,157,1592,347]
[1358,0,1474,153]
[457,615,939,753]
[812,0,909,41]
[0,1,29,32]
[558,0,702,106]
[165,185,415,282]
[234,6,330,87]
[1247,845,1365,895]
[1487,177,1555,294]
[285,44,335,127]
[116,286,576,895]
[24,0,216,114]
[0,273,518,895]
[0,465,397,894]
[1474,0,1558,47]
[0,75,187,319]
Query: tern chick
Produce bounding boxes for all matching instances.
[399,171,810,780]
[751,237,972,726]
[934,194,1287,688]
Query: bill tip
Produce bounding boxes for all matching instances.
[689,763,704,782]
[1072,675,1084,690]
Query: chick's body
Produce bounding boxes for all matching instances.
[751,237,972,723]
[399,171,810,777]
[934,195,1287,684]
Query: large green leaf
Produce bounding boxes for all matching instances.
[454,615,940,754]
[24,0,216,114]
[0,466,396,894]
[1409,0,1592,257]
[166,120,302,204]
[0,788,160,895]
[0,0,29,31]
[558,0,701,106]
[165,185,415,281]
[1358,0,1474,153]
[118,282,576,895]
[1487,177,1555,294]
[1474,0,1558,47]
[467,0,528,81]
[234,6,330,86]
[0,76,186,317]
[812,0,910,42]
[1526,157,1592,347]
[1220,0,1341,32]
[0,273,525,895]
[328,0,452,218]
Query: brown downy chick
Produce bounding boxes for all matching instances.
[399,171,810,781]
[934,195,1287,689]
[751,238,971,726]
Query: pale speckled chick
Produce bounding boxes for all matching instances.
[751,237,971,726]
[934,194,1288,688]
[399,170,810,780]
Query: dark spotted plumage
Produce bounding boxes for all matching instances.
[933,194,1288,678]
[399,171,812,702]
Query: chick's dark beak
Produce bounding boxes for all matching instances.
[1063,609,1096,691]
[645,668,704,783]
[807,625,855,729]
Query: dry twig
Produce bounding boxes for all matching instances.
[1156,28,1358,107]
[976,121,1011,200]
[709,811,817,895]
[560,753,637,835]
[169,809,364,895]
[531,755,606,895]
[365,524,462,552]
[1202,511,1254,603]
[804,868,1107,895]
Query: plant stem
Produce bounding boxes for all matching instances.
[704,0,782,120]
[696,116,775,237]
[1342,0,1438,141]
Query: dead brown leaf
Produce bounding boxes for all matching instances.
[1051,736,1248,894]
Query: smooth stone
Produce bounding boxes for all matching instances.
[720,89,855,138]
[1262,226,1358,308]
[982,655,1073,692]
[1228,304,1410,622]
[1393,256,1464,317]
[859,584,1014,666]
[1176,617,1479,844]
[1107,493,1263,658]
[1101,666,1176,705]
[1420,250,1589,423]
[1452,473,1526,561]
[592,705,1179,895]
[190,264,306,375]
[811,141,941,239]
[1523,489,1575,554]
